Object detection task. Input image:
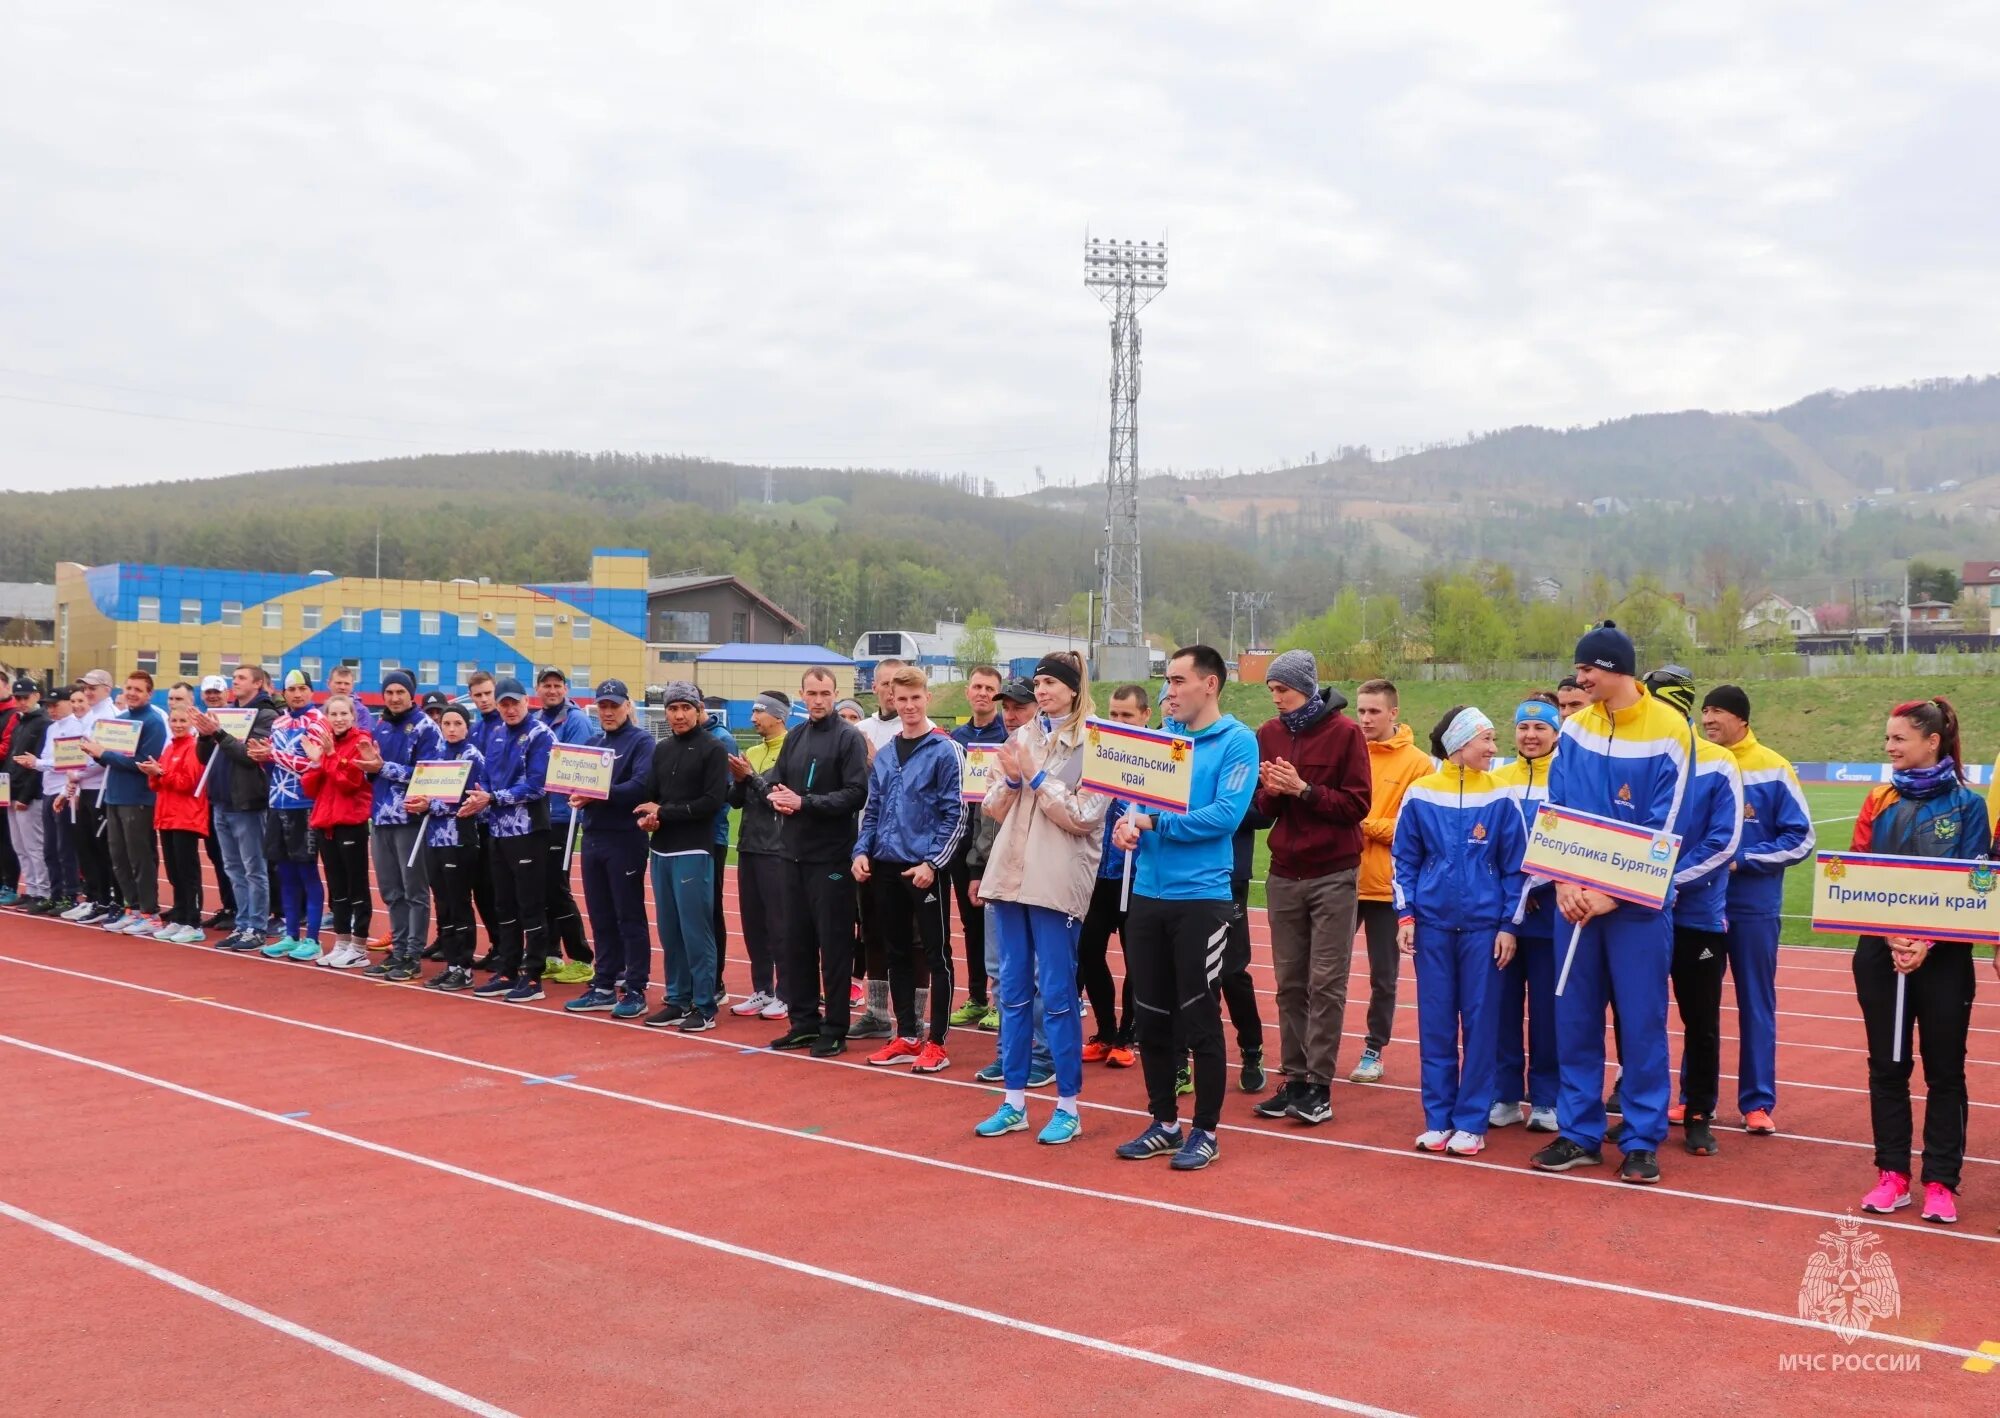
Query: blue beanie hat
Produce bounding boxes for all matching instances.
[1573,620,1635,677]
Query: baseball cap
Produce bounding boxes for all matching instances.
[997,677,1035,704]
[593,678,631,705]
[493,675,529,703]
[10,677,36,697]
[420,690,451,711]
[200,674,230,694]
[537,666,567,684]
[81,669,113,688]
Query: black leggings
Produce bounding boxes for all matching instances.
[160,829,205,927]
[1854,935,1974,1191]
[318,824,372,939]
[72,795,115,906]
[870,864,953,1043]
[489,830,551,978]
[429,841,480,969]
[1076,876,1132,1043]
[1670,925,1728,1117]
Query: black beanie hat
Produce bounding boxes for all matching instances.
[1702,684,1751,722]
[1031,653,1082,694]
[1572,620,1636,677]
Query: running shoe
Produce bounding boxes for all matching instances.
[974,1059,1004,1083]
[97,911,129,932]
[287,938,322,963]
[1667,1101,1686,1126]
[366,935,392,952]
[846,1011,894,1040]
[1115,1121,1184,1160]
[23,897,57,915]
[422,943,446,962]
[949,999,989,1027]
[645,1002,688,1029]
[383,957,421,983]
[1254,1081,1301,1120]
[361,955,396,977]
[912,1040,949,1073]
[217,930,263,953]
[503,978,545,1004]
[1526,1107,1559,1133]
[1683,1115,1719,1156]
[1861,1170,1911,1214]
[759,995,788,1020]
[1743,1109,1777,1136]
[974,1103,1027,1138]
[1026,1065,1054,1088]
[426,966,474,993]
[848,980,865,1008]
[0,888,17,905]
[868,1036,924,1067]
[1920,1182,1958,1225]
[150,922,181,941]
[172,925,207,944]
[262,936,300,959]
[1446,1130,1485,1157]
[1105,1044,1136,1069]
[977,1006,999,1031]
[472,974,517,998]
[809,1034,847,1057]
[770,1027,819,1050]
[1349,1048,1384,1083]
[1530,1137,1603,1171]
[612,993,647,1020]
[1618,1150,1661,1185]
[1489,1101,1525,1129]
[122,914,163,936]
[566,988,618,1014]
[1169,1129,1218,1171]
[1239,1048,1266,1093]
[201,909,235,930]
[1415,1130,1451,1153]
[60,899,95,921]
[472,950,500,971]
[1604,1079,1624,1114]
[678,1009,717,1033]
[1081,1038,1111,1064]
[324,942,371,969]
[1175,1064,1192,1097]
[731,990,774,1017]
[1037,1109,1081,1146]
[1286,1085,1333,1127]
[76,904,114,926]
[552,959,594,985]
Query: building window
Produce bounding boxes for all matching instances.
[494,661,517,679]
[262,603,283,630]
[261,659,281,677]
[379,658,400,676]
[179,598,201,625]
[458,614,477,637]
[497,613,516,637]
[381,609,402,635]
[137,596,160,623]
[219,652,241,674]
[299,656,321,681]
[301,605,322,631]
[455,661,477,688]
[656,610,710,643]
[420,611,440,636]
[136,649,158,675]
[178,651,200,678]
[534,614,553,639]
[572,615,591,641]
[731,612,747,640]
[342,607,363,633]
[220,601,242,627]
[418,660,440,686]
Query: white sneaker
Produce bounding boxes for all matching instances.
[714,991,731,1010]
[1527,1107,1559,1133]
[760,994,789,1019]
[124,914,162,936]
[1446,1130,1485,1156]
[60,899,94,921]
[173,925,206,944]
[152,923,180,941]
[730,991,770,1017]
[1415,1130,1450,1152]
[99,911,130,932]
[322,943,369,969]
[1489,1101,1524,1128]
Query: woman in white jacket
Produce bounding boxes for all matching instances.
[973,652,1110,1145]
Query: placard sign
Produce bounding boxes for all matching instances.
[1522,802,1682,910]
[961,746,995,803]
[1077,718,1195,813]
[50,737,90,774]
[211,707,257,741]
[408,760,474,803]
[1811,851,2000,945]
[546,743,616,801]
[91,719,141,755]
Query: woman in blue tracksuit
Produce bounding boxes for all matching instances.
[1491,695,1561,1133]
[1393,705,1525,1157]
[407,704,488,993]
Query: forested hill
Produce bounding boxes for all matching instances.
[0,451,1256,651]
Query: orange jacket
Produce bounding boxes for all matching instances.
[1359,723,1434,901]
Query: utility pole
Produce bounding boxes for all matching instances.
[1085,234,1166,682]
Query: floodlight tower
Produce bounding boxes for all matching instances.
[1085,235,1166,683]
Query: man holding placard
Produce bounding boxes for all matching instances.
[81,671,168,937]
[6,679,53,912]
[1527,623,1691,1186]
[362,670,444,981]
[1110,645,1259,1172]
[538,668,602,984]
[470,677,558,1002]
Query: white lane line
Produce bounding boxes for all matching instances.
[0,1033,1406,1417]
[6,953,1996,1241]
[0,1198,518,1418]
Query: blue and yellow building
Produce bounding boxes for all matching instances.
[53,549,650,696]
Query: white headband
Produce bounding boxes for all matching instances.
[1441,707,1494,757]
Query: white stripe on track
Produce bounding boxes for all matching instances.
[5,952,1996,1242]
[0,1033,1406,1417]
[0,1199,519,1418]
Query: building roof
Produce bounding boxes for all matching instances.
[0,582,55,621]
[1963,561,2000,583]
[695,642,855,666]
[646,573,804,632]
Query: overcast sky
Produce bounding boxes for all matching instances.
[5,3,1998,493]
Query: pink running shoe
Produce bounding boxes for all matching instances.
[1861,1170,1911,1214]
[1920,1181,1958,1225]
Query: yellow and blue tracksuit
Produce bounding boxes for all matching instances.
[1493,750,1559,1112]
[1538,691,1693,1153]
[1666,734,1744,1118]
[1720,730,1814,1116]
[1393,765,1526,1135]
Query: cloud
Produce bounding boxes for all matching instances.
[2,2,1996,492]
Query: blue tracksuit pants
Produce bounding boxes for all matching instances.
[1495,928,1558,1110]
[1555,908,1672,1151]
[993,901,1082,1098]
[583,831,651,994]
[652,850,717,1011]
[1725,913,1782,1116]
[1414,924,1500,1135]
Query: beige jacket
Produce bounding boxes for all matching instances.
[979,714,1110,919]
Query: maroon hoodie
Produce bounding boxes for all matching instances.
[1252,689,1372,880]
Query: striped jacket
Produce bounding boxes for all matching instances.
[1723,730,1815,918]
[1392,764,1527,933]
[1545,689,1694,914]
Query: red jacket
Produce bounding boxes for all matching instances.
[152,733,209,836]
[1252,691,1373,880]
[301,728,374,830]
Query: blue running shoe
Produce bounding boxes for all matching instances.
[974,1103,1027,1138]
[472,974,516,998]
[1037,1109,1081,1146]
[1115,1121,1184,1161]
[503,978,546,1004]
[611,992,646,1020]
[974,1059,1004,1083]
[566,988,617,1013]
[260,936,298,959]
[1170,1128,1218,1171]
[1026,1066,1055,1089]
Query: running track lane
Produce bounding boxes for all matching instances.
[1,946,1992,1413]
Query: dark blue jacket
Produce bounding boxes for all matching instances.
[581,718,656,835]
[855,726,966,870]
[485,715,554,838]
[369,705,444,827]
[96,706,168,807]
